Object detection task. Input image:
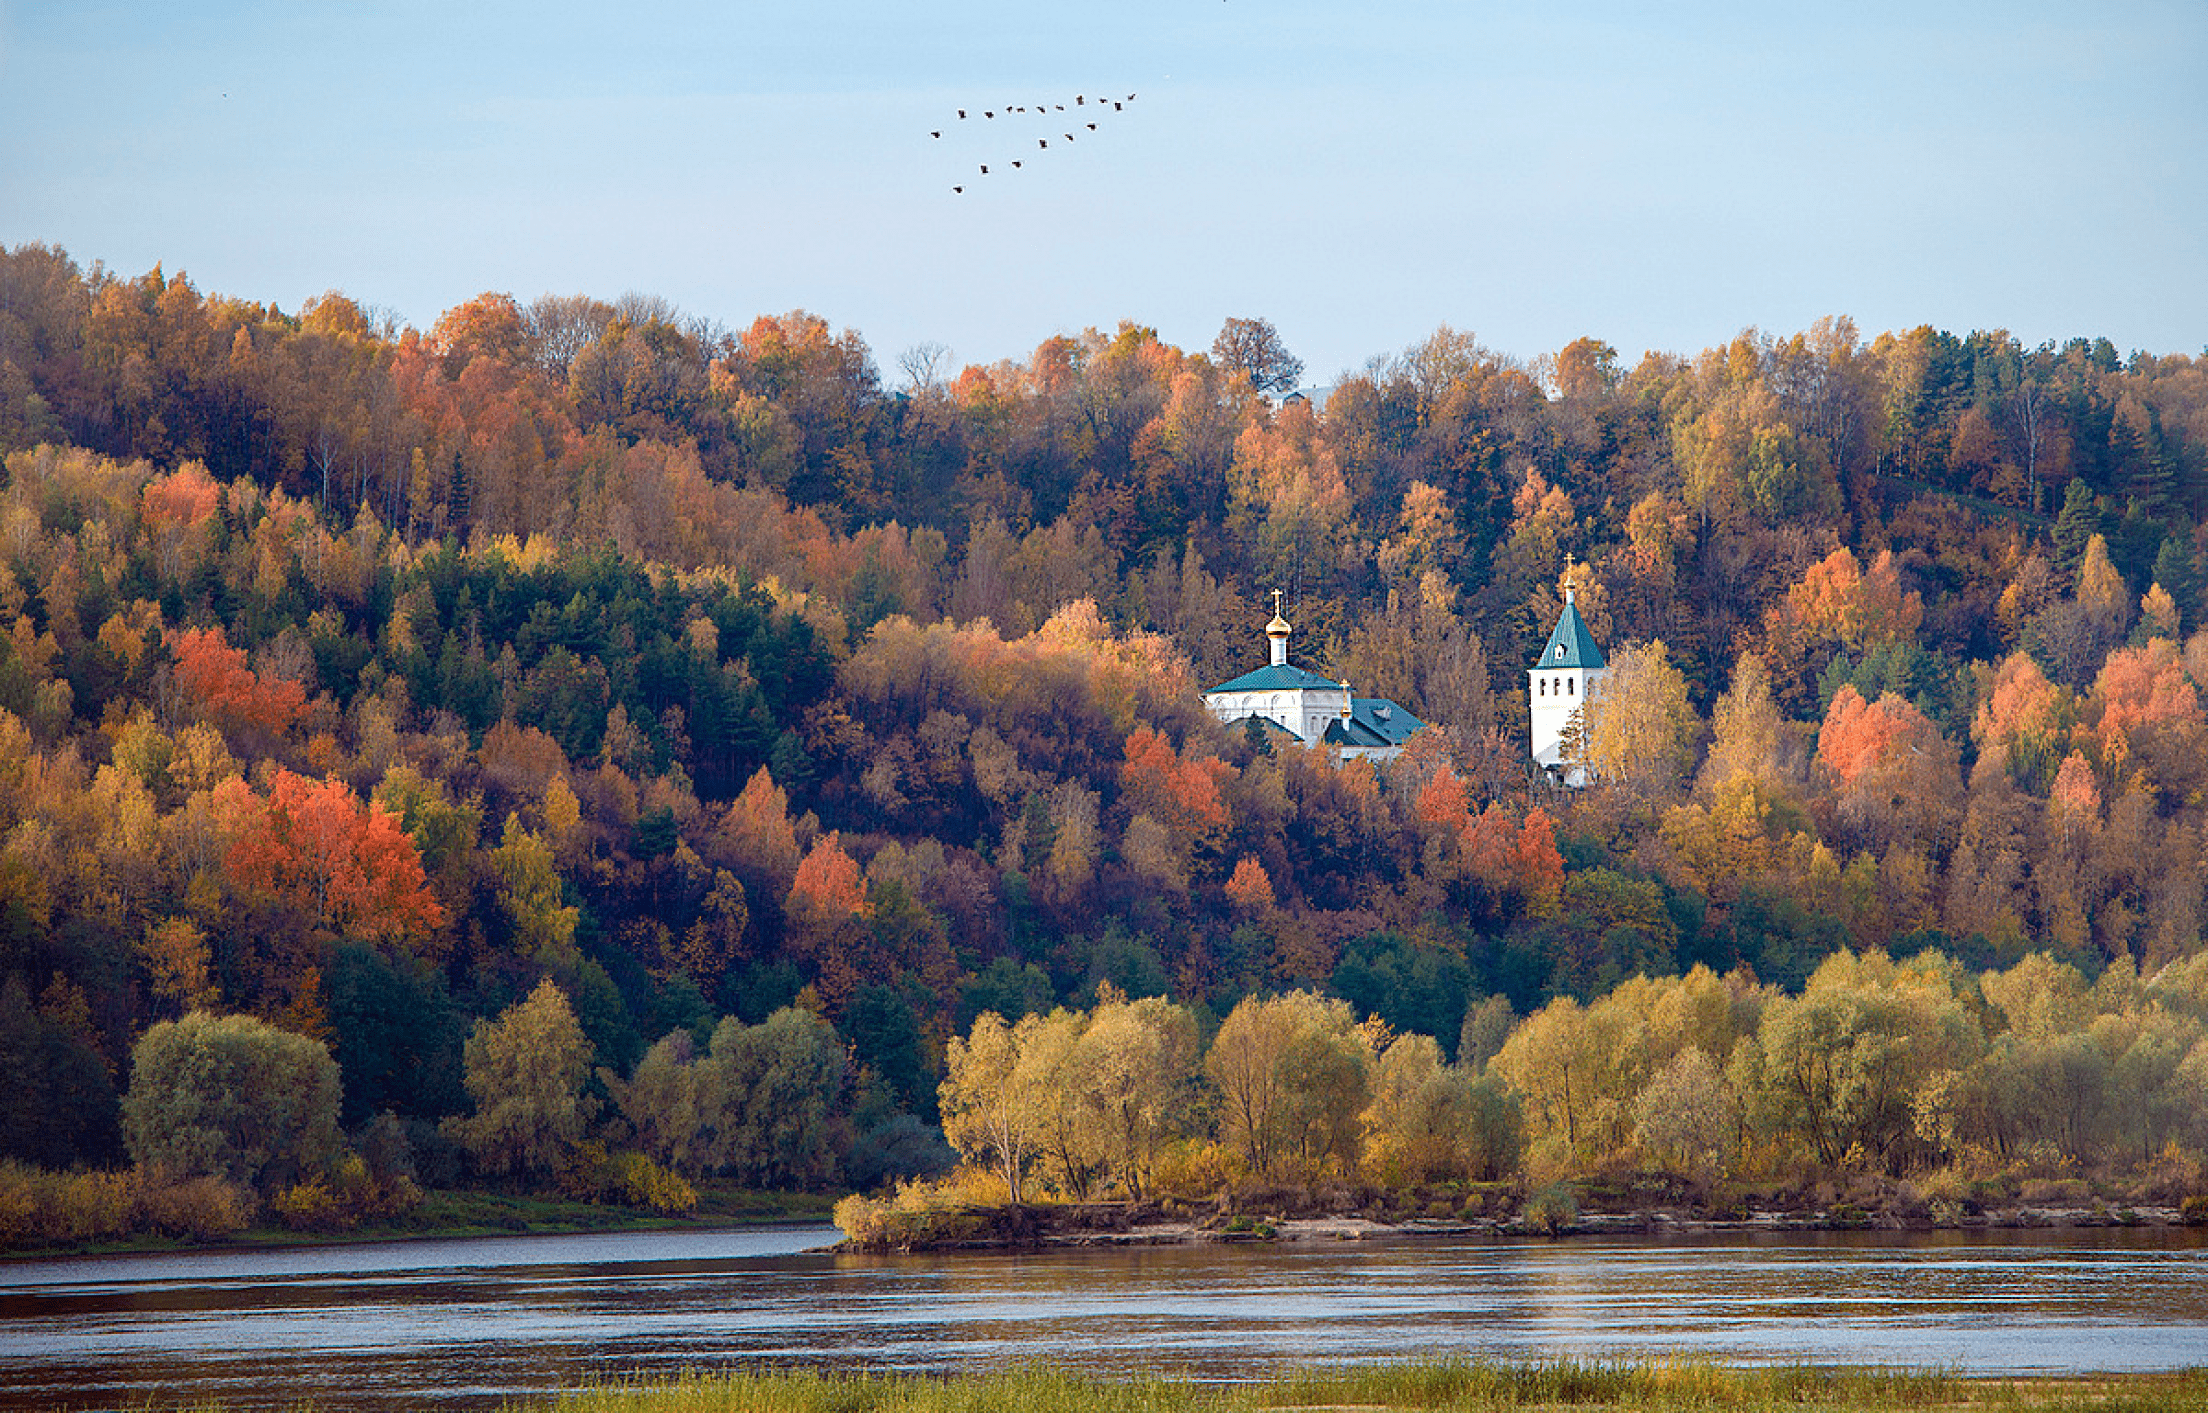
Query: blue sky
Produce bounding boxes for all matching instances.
[2,1,2202,383]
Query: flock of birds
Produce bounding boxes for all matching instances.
[935,92,1139,193]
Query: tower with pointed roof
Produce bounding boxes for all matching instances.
[1529,585,1606,786]
[1202,594,1425,762]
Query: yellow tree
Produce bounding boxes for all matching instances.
[1361,1032,1524,1185]
[1204,991,1375,1180]
[446,979,598,1180]
[1731,950,1981,1173]
[940,1010,1057,1203]
[1074,988,1200,1199]
[488,815,580,963]
[1585,640,1700,792]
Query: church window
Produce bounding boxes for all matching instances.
[1554,644,1564,660]
[1537,679,1545,697]
[1567,678,1575,696]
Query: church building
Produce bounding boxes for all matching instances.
[1529,586,1606,786]
[1201,595,1426,763]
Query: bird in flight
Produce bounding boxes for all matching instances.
[934,87,1138,193]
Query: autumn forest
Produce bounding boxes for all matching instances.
[3,238,2208,1241]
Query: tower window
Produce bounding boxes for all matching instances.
[1567,678,1575,696]
[1537,679,1545,697]
[1554,644,1564,660]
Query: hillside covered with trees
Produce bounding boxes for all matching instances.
[2,240,2206,1238]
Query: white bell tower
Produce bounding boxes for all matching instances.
[1529,584,1606,786]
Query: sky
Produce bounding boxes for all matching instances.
[2,0,2203,386]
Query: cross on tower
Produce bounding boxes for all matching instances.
[1270,587,1284,617]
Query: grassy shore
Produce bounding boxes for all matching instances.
[512,1361,2208,1413]
[0,1186,838,1263]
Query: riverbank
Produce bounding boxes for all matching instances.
[0,1185,837,1263]
[830,1182,2204,1253]
[517,1361,2208,1413]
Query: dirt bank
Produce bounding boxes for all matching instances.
[831,1196,2197,1253]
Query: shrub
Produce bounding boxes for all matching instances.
[832,1191,891,1246]
[142,1174,252,1240]
[1151,1140,1237,1202]
[0,1163,151,1248]
[55,1170,139,1242]
[602,1152,698,1213]
[271,1181,343,1232]
[832,1173,1001,1249]
[1524,1182,1578,1235]
[0,1163,41,1245]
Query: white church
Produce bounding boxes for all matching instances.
[1528,585,1607,786]
[1202,588,1609,782]
[1201,594,1426,762]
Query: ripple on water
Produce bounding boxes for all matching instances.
[3,1227,2207,1411]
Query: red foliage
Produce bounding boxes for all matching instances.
[1119,725,1233,853]
[1224,855,1276,914]
[1974,652,2064,750]
[224,769,445,946]
[1515,808,1565,915]
[1788,547,1923,649]
[169,626,305,735]
[2091,639,2201,761]
[141,463,221,530]
[2050,751,2102,823]
[1414,764,1473,835]
[1462,803,1519,887]
[788,831,866,925]
[1817,685,1923,786]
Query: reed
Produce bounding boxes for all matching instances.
[515,1360,2208,1413]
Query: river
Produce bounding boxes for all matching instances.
[3,1225,2206,1411]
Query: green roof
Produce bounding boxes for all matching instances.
[1534,600,1604,670]
[1206,663,1347,694]
[1323,698,1426,749]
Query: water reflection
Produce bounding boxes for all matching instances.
[2,1227,2205,1412]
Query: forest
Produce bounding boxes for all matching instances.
[0,238,2205,1240]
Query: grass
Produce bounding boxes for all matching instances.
[506,1361,2208,1413]
[1,1185,839,1262]
[392,1184,839,1239]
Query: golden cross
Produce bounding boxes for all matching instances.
[1270,587,1284,617]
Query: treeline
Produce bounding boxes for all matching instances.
[843,943,2208,1243]
[2,240,2207,1215]
[0,978,901,1246]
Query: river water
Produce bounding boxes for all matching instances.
[3,1225,2206,1411]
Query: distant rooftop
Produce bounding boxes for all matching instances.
[1206,662,1345,694]
[1324,698,1426,749]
